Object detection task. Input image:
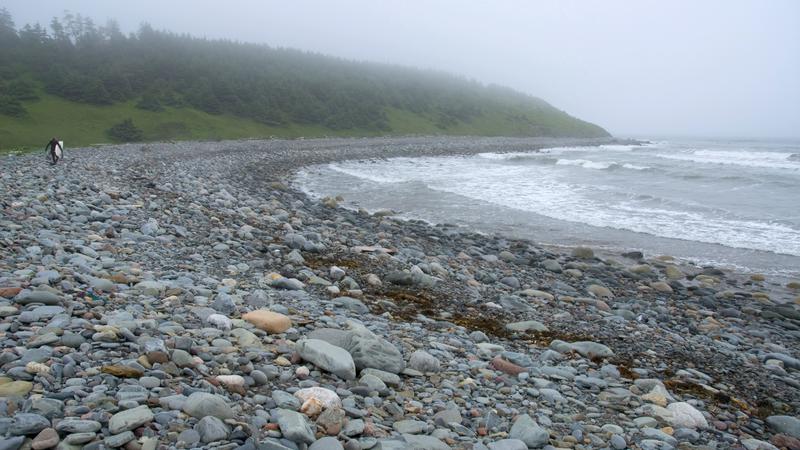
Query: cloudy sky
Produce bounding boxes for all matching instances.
[4,0,799,138]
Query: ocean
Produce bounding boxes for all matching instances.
[294,139,800,280]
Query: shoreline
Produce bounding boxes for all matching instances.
[2,136,799,449]
[288,141,800,287]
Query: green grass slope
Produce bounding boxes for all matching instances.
[0,92,608,152]
[0,93,346,151]
[0,11,610,152]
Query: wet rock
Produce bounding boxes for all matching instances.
[766,415,800,439]
[296,339,356,380]
[275,409,315,444]
[10,413,49,435]
[195,416,230,443]
[509,414,549,448]
[408,350,440,373]
[182,392,235,419]
[667,402,708,429]
[108,405,154,434]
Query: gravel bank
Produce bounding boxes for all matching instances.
[1,136,799,450]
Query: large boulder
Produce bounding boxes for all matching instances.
[509,414,549,448]
[308,323,405,374]
[296,339,356,380]
[275,409,315,444]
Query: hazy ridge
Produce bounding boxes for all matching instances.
[0,10,609,150]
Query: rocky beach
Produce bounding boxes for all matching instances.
[1,136,799,450]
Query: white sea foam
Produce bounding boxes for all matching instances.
[476,151,535,160]
[429,175,800,256]
[622,163,651,170]
[327,163,401,183]
[298,140,800,259]
[655,150,799,170]
[598,144,636,151]
[555,159,614,169]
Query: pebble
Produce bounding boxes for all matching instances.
[182,392,235,419]
[408,350,440,373]
[0,138,797,450]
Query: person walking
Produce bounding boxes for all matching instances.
[45,137,63,164]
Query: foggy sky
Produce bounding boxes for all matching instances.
[4,0,799,139]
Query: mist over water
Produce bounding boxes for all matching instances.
[295,139,800,278]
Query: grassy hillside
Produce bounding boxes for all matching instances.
[1,92,606,152]
[0,10,609,151]
[0,92,357,151]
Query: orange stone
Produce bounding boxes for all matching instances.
[490,356,527,376]
[242,310,291,333]
[0,287,22,298]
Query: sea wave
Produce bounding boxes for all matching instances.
[556,159,614,169]
[554,159,651,171]
[327,163,401,183]
[476,151,535,160]
[655,149,800,170]
[428,178,800,256]
[622,163,651,170]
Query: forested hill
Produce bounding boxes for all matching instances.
[0,10,609,149]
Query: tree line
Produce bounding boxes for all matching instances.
[0,9,608,137]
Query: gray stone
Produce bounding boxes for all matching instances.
[569,341,614,358]
[272,277,305,290]
[385,271,413,286]
[509,414,549,448]
[195,416,230,443]
[360,368,402,386]
[211,293,238,315]
[171,349,195,367]
[275,409,315,444]
[766,415,800,438]
[393,420,427,434]
[506,320,549,333]
[499,276,521,289]
[401,434,450,450]
[14,291,61,305]
[10,413,49,435]
[109,405,154,434]
[498,295,533,313]
[332,297,369,314]
[54,420,101,433]
[542,260,563,273]
[182,392,234,419]
[642,428,678,446]
[763,353,800,370]
[610,434,627,449]
[347,330,405,374]
[63,432,97,445]
[178,429,201,445]
[60,332,85,348]
[433,409,462,426]
[487,439,528,450]
[29,398,63,419]
[572,247,594,259]
[18,306,64,323]
[272,391,301,410]
[741,439,779,450]
[408,350,440,373]
[296,339,356,380]
[343,419,365,437]
[359,374,387,393]
[0,436,25,450]
[104,431,135,448]
[309,437,343,450]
